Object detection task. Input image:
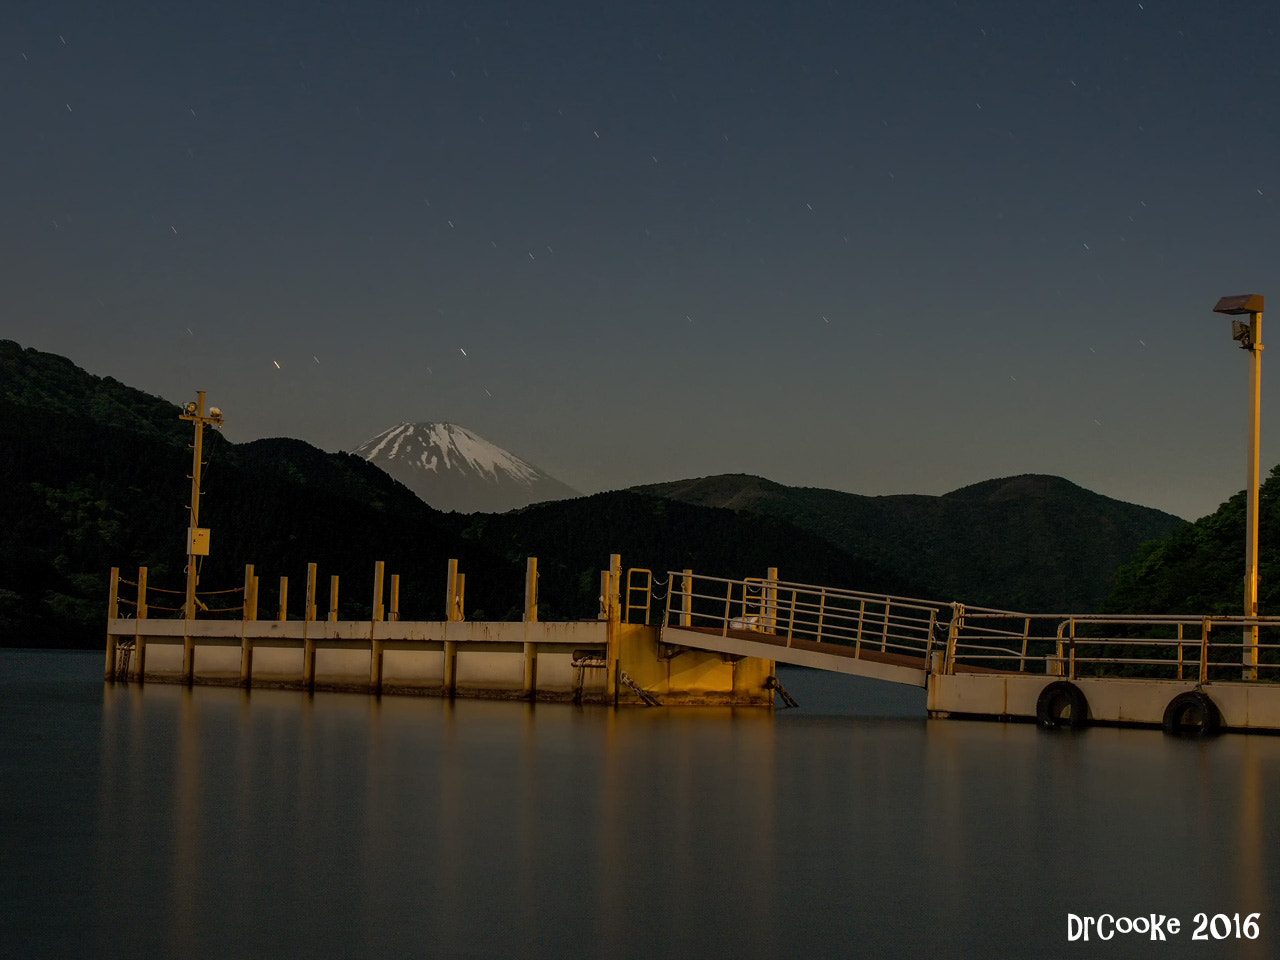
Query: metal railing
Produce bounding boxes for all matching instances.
[950,610,1280,683]
[660,572,1280,683]
[663,572,946,664]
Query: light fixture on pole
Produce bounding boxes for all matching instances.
[1213,293,1265,680]
[178,392,225,621]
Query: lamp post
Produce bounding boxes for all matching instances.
[1213,293,1265,680]
[178,392,224,620]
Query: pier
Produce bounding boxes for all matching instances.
[660,571,1280,734]
[105,557,1280,733]
[103,556,774,707]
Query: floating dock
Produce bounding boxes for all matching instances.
[106,558,1280,733]
[104,557,773,707]
[660,572,1280,734]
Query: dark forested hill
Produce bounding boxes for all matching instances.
[638,473,1187,611]
[0,339,188,444]
[0,343,920,645]
[1106,466,1280,616]
[440,491,927,622]
[2,340,1200,647]
[0,343,520,645]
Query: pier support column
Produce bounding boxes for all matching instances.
[105,567,119,682]
[303,564,317,689]
[523,558,538,699]
[239,636,254,687]
[180,562,196,685]
[135,567,148,683]
[370,562,385,694]
[239,566,256,687]
[182,565,196,684]
[606,554,621,703]
[444,560,462,697]
[443,642,457,698]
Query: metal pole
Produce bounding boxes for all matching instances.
[184,391,205,620]
[1245,310,1263,680]
[178,392,222,620]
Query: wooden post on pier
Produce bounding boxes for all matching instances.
[328,575,339,621]
[242,566,254,620]
[105,567,119,682]
[524,558,539,623]
[370,562,385,693]
[390,574,400,622]
[446,559,460,621]
[523,558,538,698]
[303,564,318,689]
[135,566,148,682]
[306,564,317,621]
[278,577,289,621]
[372,562,385,622]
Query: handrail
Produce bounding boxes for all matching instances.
[662,570,1280,683]
[625,568,653,624]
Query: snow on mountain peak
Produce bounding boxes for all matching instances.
[357,421,544,485]
[352,421,577,513]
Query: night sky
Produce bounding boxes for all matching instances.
[6,0,1280,520]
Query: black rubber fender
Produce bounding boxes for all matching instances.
[1162,691,1222,737]
[1036,680,1089,729]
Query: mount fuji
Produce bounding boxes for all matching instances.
[352,422,579,513]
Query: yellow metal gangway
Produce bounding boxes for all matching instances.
[656,570,1280,731]
[659,572,950,687]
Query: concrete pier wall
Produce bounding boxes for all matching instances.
[107,617,775,707]
[928,672,1280,730]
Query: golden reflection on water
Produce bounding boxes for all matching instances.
[92,680,1280,960]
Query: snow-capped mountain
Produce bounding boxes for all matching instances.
[352,422,579,513]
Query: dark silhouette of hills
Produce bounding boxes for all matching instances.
[437,491,924,622]
[0,341,517,645]
[636,473,1187,611]
[1,339,1194,647]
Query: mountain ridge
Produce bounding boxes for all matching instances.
[0,339,1199,646]
[634,473,1187,611]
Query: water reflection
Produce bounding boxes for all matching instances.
[6,653,1280,959]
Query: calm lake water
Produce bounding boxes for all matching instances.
[3,649,1279,959]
